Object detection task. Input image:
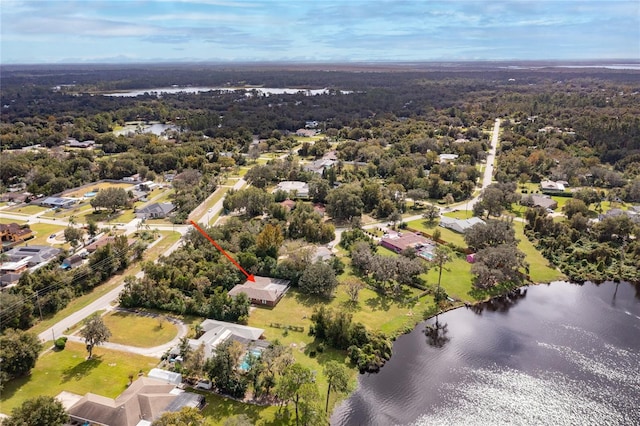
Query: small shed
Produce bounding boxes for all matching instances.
[148,368,182,386]
[466,253,476,263]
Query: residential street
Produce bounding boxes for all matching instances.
[34,180,242,344]
[33,120,501,348]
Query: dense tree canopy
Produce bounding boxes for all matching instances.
[0,329,42,387]
[3,396,68,426]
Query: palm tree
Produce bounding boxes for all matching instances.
[433,245,453,300]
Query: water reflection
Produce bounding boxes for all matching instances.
[423,315,449,349]
[331,282,640,426]
[467,287,528,315]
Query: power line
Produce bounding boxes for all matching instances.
[0,244,134,322]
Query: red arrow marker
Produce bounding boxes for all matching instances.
[190,220,255,282]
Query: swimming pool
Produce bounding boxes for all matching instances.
[239,349,263,371]
[418,250,435,261]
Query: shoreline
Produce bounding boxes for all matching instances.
[329,278,634,420]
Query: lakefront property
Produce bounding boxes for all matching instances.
[1,61,638,426]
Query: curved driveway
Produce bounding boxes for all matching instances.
[64,311,189,358]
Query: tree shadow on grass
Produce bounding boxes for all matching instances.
[364,294,391,312]
[200,390,287,426]
[339,299,360,312]
[294,291,327,308]
[0,373,33,402]
[61,355,103,383]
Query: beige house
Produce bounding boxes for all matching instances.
[228,276,291,307]
[63,375,204,426]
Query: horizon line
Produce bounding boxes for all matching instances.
[2,58,640,68]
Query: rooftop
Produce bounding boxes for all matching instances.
[5,245,61,265]
[65,376,203,426]
[381,232,435,252]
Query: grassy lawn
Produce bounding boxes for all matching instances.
[513,223,565,283]
[14,223,67,247]
[0,341,158,415]
[423,254,474,302]
[5,204,49,215]
[550,195,573,210]
[101,311,179,347]
[0,217,28,225]
[63,182,133,198]
[200,392,282,425]
[442,209,473,220]
[249,284,428,343]
[151,188,175,204]
[28,232,180,336]
[76,208,135,224]
[406,219,467,248]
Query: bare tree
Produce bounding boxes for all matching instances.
[343,277,365,303]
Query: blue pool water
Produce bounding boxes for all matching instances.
[239,349,262,371]
[419,251,435,261]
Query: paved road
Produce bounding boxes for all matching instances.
[64,310,189,358]
[36,176,242,344]
[328,119,503,245]
[469,118,501,208]
[207,178,246,225]
[37,234,185,343]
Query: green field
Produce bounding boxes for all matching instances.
[423,254,475,302]
[513,221,565,283]
[0,217,28,225]
[405,219,467,247]
[442,209,473,220]
[63,182,133,198]
[243,282,428,420]
[249,283,429,344]
[73,207,136,224]
[28,231,181,336]
[5,204,49,215]
[0,341,158,415]
[101,311,179,347]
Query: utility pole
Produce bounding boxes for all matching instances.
[35,291,43,321]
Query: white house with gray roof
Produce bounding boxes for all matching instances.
[274,181,309,198]
[135,202,175,219]
[439,216,485,234]
[183,319,266,360]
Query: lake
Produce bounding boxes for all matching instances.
[113,122,178,137]
[103,87,340,97]
[331,281,640,425]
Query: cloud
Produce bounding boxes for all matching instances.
[1,0,638,64]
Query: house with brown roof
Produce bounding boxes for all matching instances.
[280,199,296,211]
[228,276,291,307]
[0,192,30,203]
[63,375,204,426]
[380,232,436,253]
[85,236,135,253]
[0,223,33,243]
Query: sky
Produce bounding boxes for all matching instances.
[1,0,638,64]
